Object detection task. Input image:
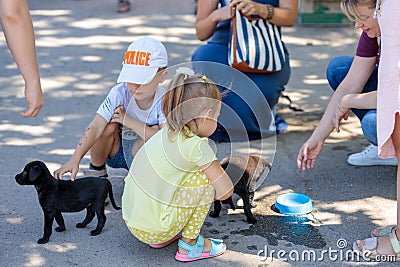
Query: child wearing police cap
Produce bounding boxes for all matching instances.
[55,37,168,181]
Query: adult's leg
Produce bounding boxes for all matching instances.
[194,44,245,140]
[361,110,378,146]
[326,56,353,90]
[392,114,400,231]
[193,43,290,109]
[243,48,291,136]
[354,113,400,255]
[193,43,286,139]
[245,46,291,109]
[329,57,397,165]
[348,111,398,165]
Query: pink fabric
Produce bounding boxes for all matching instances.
[377,0,400,158]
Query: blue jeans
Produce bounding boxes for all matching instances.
[326,56,378,145]
[361,110,377,146]
[192,42,291,141]
[106,131,135,170]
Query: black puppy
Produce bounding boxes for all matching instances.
[15,161,121,244]
[209,155,271,224]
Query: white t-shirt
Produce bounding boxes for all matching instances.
[96,83,166,140]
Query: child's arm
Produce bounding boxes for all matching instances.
[201,161,234,200]
[111,105,164,141]
[54,114,108,180]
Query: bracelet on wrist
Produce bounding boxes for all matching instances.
[265,4,274,20]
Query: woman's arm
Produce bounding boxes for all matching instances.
[269,0,298,26]
[332,91,377,132]
[195,0,232,41]
[308,56,377,143]
[201,161,234,200]
[0,0,44,117]
[340,91,377,110]
[297,56,376,170]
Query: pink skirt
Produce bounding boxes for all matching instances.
[377,0,400,158]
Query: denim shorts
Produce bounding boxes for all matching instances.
[106,133,136,170]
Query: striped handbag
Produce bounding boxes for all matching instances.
[228,8,285,73]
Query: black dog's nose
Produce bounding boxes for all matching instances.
[15,173,24,184]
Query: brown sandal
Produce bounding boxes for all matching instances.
[116,0,131,13]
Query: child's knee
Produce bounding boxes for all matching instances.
[102,123,120,137]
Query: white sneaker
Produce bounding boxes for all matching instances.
[347,144,398,166]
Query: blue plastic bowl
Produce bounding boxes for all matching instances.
[274,193,313,215]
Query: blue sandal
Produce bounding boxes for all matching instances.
[175,235,226,262]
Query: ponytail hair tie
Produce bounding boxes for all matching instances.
[201,75,207,80]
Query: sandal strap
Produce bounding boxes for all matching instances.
[373,225,396,237]
[389,230,400,254]
[177,235,205,259]
[208,238,224,256]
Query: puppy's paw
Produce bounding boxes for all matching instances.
[37,237,49,244]
[76,223,86,228]
[209,210,219,218]
[90,229,101,236]
[55,226,66,232]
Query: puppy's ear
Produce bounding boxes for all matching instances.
[250,157,270,182]
[29,165,42,182]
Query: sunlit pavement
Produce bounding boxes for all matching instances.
[0,0,398,266]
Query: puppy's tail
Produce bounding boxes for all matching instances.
[106,179,121,210]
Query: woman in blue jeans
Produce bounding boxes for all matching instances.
[327,56,396,166]
[192,0,298,141]
[298,0,397,169]
[327,56,378,146]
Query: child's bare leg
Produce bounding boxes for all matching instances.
[131,138,144,158]
[179,237,213,254]
[90,122,120,166]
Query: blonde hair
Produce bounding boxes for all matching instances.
[341,0,376,21]
[162,73,221,138]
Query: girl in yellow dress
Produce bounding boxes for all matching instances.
[122,67,234,262]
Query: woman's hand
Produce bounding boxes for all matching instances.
[333,97,351,133]
[21,81,44,117]
[230,0,264,17]
[297,138,324,170]
[212,4,232,22]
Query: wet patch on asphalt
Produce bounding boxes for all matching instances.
[232,215,326,249]
[202,191,326,250]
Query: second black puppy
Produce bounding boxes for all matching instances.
[209,155,271,224]
[15,161,121,244]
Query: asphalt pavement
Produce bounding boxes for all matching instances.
[0,0,398,266]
